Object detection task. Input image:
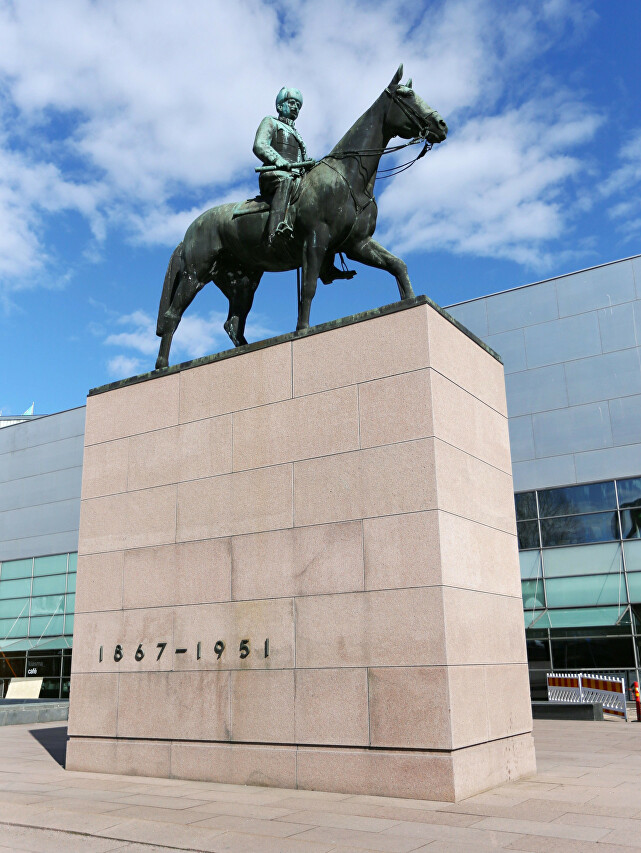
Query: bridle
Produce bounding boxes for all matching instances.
[384,86,439,141]
[320,86,437,181]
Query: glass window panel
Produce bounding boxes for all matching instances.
[29,595,65,617]
[25,654,61,678]
[621,507,641,539]
[0,597,30,619]
[551,636,635,669]
[522,580,545,609]
[524,610,550,628]
[67,553,77,572]
[0,617,29,639]
[543,543,622,577]
[515,492,537,520]
[541,512,619,546]
[517,520,540,550]
[62,655,71,677]
[28,615,64,637]
[526,638,551,663]
[64,614,74,635]
[0,559,32,580]
[538,481,616,517]
[33,554,68,576]
[546,574,627,608]
[39,678,61,699]
[66,573,76,593]
[617,477,641,507]
[520,550,542,579]
[31,574,67,596]
[623,540,641,572]
[61,678,70,698]
[547,605,628,628]
[627,573,641,603]
[0,577,31,599]
[65,594,75,614]
[0,653,26,678]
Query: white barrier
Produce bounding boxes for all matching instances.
[547,672,627,720]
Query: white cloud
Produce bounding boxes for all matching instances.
[601,130,641,240]
[107,354,143,378]
[0,0,604,292]
[104,306,277,370]
[378,95,602,268]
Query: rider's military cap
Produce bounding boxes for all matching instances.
[276,87,303,110]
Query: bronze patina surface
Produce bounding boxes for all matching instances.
[155,65,448,369]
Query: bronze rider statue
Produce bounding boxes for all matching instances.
[253,86,355,282]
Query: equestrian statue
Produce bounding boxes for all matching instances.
[155,65,448,369]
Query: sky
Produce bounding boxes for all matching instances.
[0,0,640,415]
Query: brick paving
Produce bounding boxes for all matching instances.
[0,719,639,851]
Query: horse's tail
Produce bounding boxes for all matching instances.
[156,242,184,336]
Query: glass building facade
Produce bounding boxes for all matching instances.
[448,252,641,695]
[0,551,76,698]
[0,407,84,699]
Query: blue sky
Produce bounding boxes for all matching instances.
[0,0,640,415]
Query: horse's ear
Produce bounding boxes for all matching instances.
[389,64,403,89]
[406,78,413,89]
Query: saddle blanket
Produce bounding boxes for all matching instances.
[232,197,271,218]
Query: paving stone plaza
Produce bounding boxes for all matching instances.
[1,719,640,852]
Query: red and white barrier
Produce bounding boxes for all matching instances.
[547,672,627,720]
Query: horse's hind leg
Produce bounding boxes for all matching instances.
[214,265,262,348]
[155,265,207,369]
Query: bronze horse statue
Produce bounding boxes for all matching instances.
[155,66,448,369]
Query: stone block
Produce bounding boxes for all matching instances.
[179,342,292,422]
[123,539,231,609]
[170,742,296,787]
[67,673,118,737]
[438,512,521,597]
[74,551,124,613]
[442,587,528,666]
[430,370,512,473]
[292,305,429,396]
[363,511,441,591]
[426,306,507,415]
[296,746,456,801]
[79,485,177,555]
[368,667,451,750]
[294,439,437,527]
[81,439,128,499]
[358,368,433,449]
[433,439,516,534]
[84,372,179,445]
[231,522,363,600]
[295,668,369,746]
[117,671,230,741]
[66,737,171,778]
[230,670,295,743]
[172,598,295,671]
[295,588,446,669]
[127,416,232,490]
[176,464,292,541]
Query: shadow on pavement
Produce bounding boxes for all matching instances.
[29,725,67,768]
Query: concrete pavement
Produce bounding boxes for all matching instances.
[0,719,640,851]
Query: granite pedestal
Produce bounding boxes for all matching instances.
[67,297,536,801]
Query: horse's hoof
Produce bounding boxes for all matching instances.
[155,357,167,370]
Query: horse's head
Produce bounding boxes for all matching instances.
[384,65,448,144]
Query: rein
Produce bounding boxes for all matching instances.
[320,86,435,180]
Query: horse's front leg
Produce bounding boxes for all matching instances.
[297,225,330,331]
[345,238,415,300]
